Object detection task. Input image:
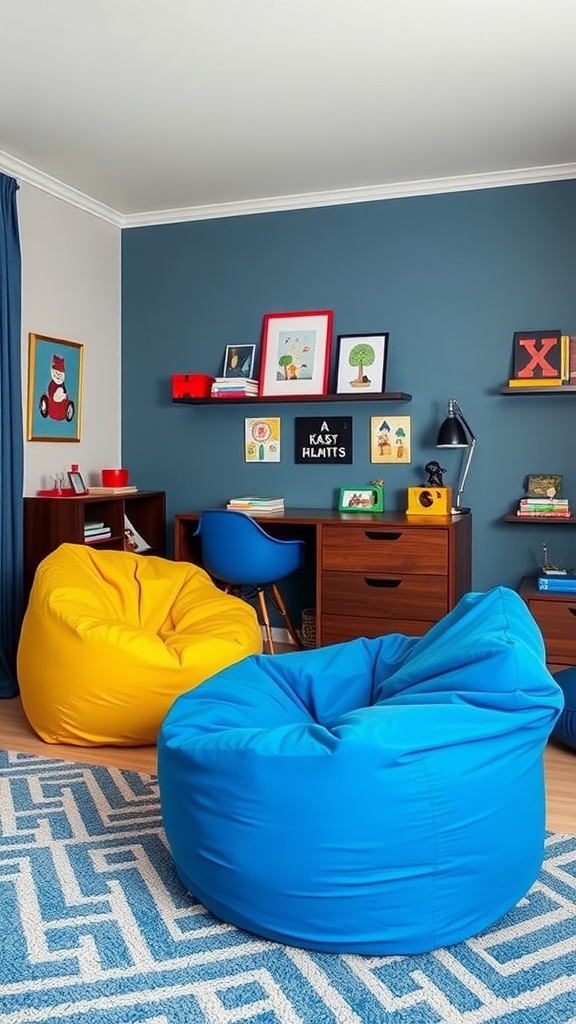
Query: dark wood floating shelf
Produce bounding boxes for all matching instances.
[500,385,576,395]
[173,391,412,406]
[504,515,576,524]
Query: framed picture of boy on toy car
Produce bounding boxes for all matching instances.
[26,333,84,441]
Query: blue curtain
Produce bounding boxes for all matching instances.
[0,174,23,697]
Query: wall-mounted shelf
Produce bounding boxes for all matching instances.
[173,391,412,406]
[499,385,576,395]
[504,514,576,525]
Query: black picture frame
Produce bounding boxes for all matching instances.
[68,470,88,494]
[512,330,562,380]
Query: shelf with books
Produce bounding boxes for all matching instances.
[500,385,576,395]
[173,391,412,406]
[504,514,576,525]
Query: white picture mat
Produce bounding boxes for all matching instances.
[259,312,332,396]
[336,334,388,394]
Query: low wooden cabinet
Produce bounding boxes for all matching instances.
[174,509,472,647]
[24,491,166,597]
[519,577,576,667]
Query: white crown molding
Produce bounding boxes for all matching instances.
[0,150,123,227]
[2,149,575,229]
[122,163,576,228]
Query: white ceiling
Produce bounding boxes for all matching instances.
[2,0,576,227]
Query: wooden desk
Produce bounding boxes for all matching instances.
[174,509,472,647]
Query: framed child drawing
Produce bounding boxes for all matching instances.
[26,333,84,441]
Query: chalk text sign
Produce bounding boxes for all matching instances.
[294,417,353,464]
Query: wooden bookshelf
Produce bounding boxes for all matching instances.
[23,491,166,596]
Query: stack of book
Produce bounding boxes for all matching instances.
[226,496,285,515]
[211,377,259,398]
[84,521,112,544]
[537,570,576,593]
[516,497,571,518]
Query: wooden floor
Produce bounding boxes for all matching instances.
[1,696,574,835]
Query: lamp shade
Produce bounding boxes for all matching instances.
[437,416,468,447]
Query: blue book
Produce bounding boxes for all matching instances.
[537,575,576,593]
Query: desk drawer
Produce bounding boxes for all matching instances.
[527,598,576,663]
[321,614,434,646]
[321,525,447,574]
[322,570,447,621]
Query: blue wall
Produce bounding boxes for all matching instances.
[122,179,576,590]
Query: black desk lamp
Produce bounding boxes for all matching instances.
[436,399,476,514]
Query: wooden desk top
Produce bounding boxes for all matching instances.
[175,508,468,528]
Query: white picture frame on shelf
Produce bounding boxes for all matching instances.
[223,344,256,379]
[335,333,389,394]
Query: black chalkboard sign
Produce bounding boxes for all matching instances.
[294,417,353,464]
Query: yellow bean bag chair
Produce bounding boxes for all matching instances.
[17,543,262,746]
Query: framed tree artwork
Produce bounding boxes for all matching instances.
[335,333,389,394]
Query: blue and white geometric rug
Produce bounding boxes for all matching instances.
[1,749,575,1024]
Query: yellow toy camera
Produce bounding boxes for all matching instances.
[406,486,452,516]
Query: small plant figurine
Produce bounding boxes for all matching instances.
[348,342,376,387]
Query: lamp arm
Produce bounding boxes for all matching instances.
[454,437,476,509]
[452,401,476,444]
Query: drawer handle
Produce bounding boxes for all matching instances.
[364,531,402,541]
[364,577,401,589]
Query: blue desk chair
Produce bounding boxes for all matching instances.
[195,510,305,654]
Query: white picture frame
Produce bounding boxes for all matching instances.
[335,333,389,395]
[223,344,256,379]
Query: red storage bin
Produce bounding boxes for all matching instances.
[172,374,215,399]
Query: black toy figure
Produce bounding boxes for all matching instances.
[424,460,446,488]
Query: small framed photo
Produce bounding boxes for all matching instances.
[223,344,256,379]
[259,310,333,397]
[68,470,88,494]
[338,484,384,512]
[335,333,389,394]
[527,474,563,498]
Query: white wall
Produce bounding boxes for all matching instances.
[18,183,121,495]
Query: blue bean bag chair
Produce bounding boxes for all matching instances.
[551,668,576,749]
[158,586,563,955]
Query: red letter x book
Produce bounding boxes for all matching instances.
[512,330,562,380]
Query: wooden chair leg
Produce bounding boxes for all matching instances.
[271,583,303,650]
[257,588,275,654]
